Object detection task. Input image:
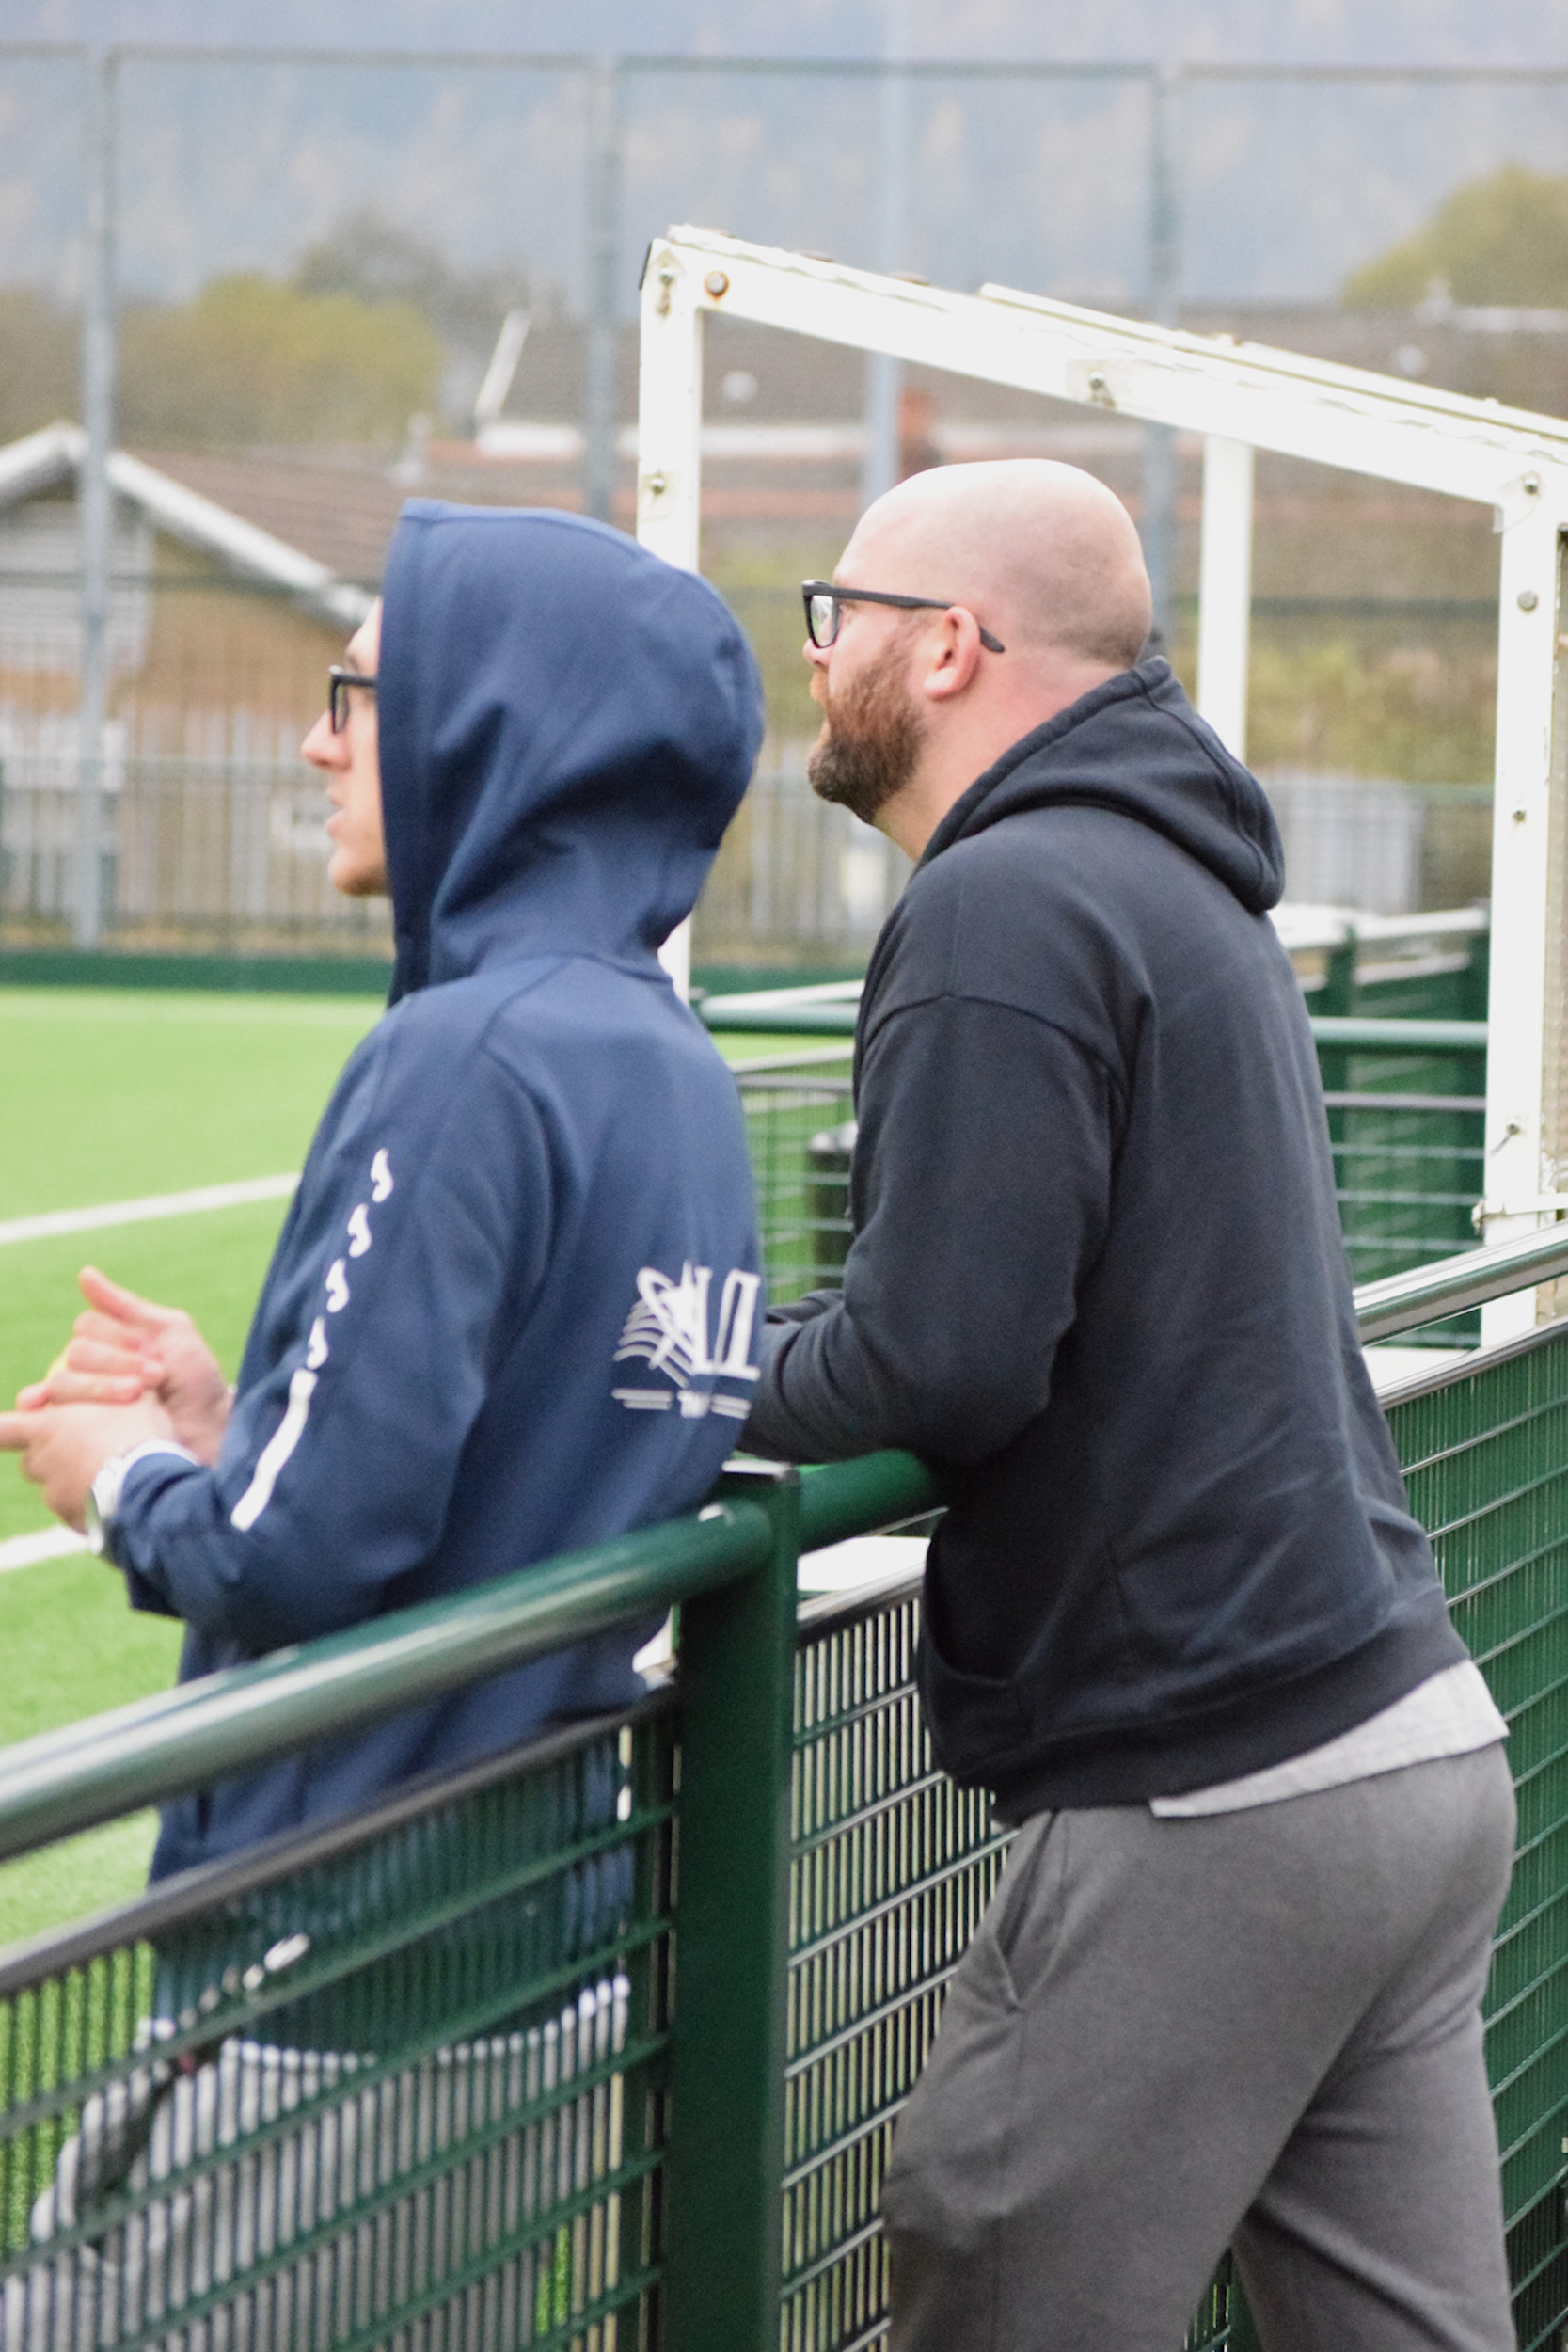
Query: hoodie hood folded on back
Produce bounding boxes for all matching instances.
[378,503,766,1003]
[923,657,1286,916]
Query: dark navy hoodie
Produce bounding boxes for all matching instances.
[745,660,1463,1817]
[110,505,767,1879]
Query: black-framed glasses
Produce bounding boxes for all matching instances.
[802,581,1005,655]
[328,666,378,733]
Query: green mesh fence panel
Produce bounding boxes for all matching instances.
[1386,1329,1568,2352]
[737,1067,855,1304]
[3,1321,1565,2352]
[1323,1051,1485,1292]
[782,1581,1008,2352]
[776,1324,1568,2351]
[0,1707,675,2351]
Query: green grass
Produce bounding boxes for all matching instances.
[0,1554,186,1946]
[718,1029,850,1061]
[0,1548,188,1749]
[0,987,379,1220]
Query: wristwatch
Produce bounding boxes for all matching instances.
[84,1452,134,1558]
[84,1439,199,1560]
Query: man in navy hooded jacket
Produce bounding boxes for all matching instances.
[2,503,766,1880]
[744,462,1516,2352]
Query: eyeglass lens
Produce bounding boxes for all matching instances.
[329,671,377,732]
[807,593,840,648]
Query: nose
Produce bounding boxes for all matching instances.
[301,709,344,770]
[803,633,830,672]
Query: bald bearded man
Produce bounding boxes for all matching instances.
[742,463,1514,2352]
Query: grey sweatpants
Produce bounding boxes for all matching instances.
[881,1743,1517,2352]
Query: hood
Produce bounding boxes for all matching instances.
[924,658,1284,915]
[378,503,765,1001]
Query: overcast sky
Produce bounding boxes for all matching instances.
[4,2,1567,310]
[10,0,1568,64]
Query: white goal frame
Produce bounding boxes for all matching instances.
[638,225,1568,1340]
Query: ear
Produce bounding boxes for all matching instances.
[919,609,986,704]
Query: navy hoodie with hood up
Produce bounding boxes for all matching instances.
[745,659,1464,1817]
[108,505,767,1880]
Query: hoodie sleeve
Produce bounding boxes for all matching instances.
[108,1036,553,1655]
[742,992,1117,1467]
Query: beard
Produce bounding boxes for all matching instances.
[806,641,926,825]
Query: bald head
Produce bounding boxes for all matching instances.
[805,459,1155,860]
[847,459,1151,675]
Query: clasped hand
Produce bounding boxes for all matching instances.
[0,1267,230,1532]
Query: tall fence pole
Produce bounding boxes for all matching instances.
[75,43,116,952]
[860,0,909,513]
[663,1459,798,2352]
[583,55,622,525]
[1141,64,1181,647]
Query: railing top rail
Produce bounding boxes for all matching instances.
[1354,1223,1568,1342]
[0,1500,770,1865]
[704,992,1490,1052]
[1309,1016,1486,1052]
[703,997,860,1036]
[699,910,1489,1025]
[1272,904,1489,953]
[729,1045,856,1075]
[699,979,865,1014]
[0,1454,942,1868]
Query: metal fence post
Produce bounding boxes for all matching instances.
[75,42,117,951]
[583,54,622,526]
[860,0,910,513]
[1141,64,1182,646]
[664,1458,799,2352]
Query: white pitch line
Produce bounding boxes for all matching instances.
[0,1173,299,1248]
[0,1525,90,1574]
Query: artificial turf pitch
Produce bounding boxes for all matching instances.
[0,986,819,1947]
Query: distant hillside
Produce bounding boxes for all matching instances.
[1344,165,1568,308]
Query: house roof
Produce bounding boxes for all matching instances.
[0,425,374,628]
[0,425,593,605]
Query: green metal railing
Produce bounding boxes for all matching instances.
[3,1230,1568,2349]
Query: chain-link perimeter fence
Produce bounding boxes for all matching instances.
[0,45,1560,953]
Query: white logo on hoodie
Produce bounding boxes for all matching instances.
[612,1262,761,1420]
